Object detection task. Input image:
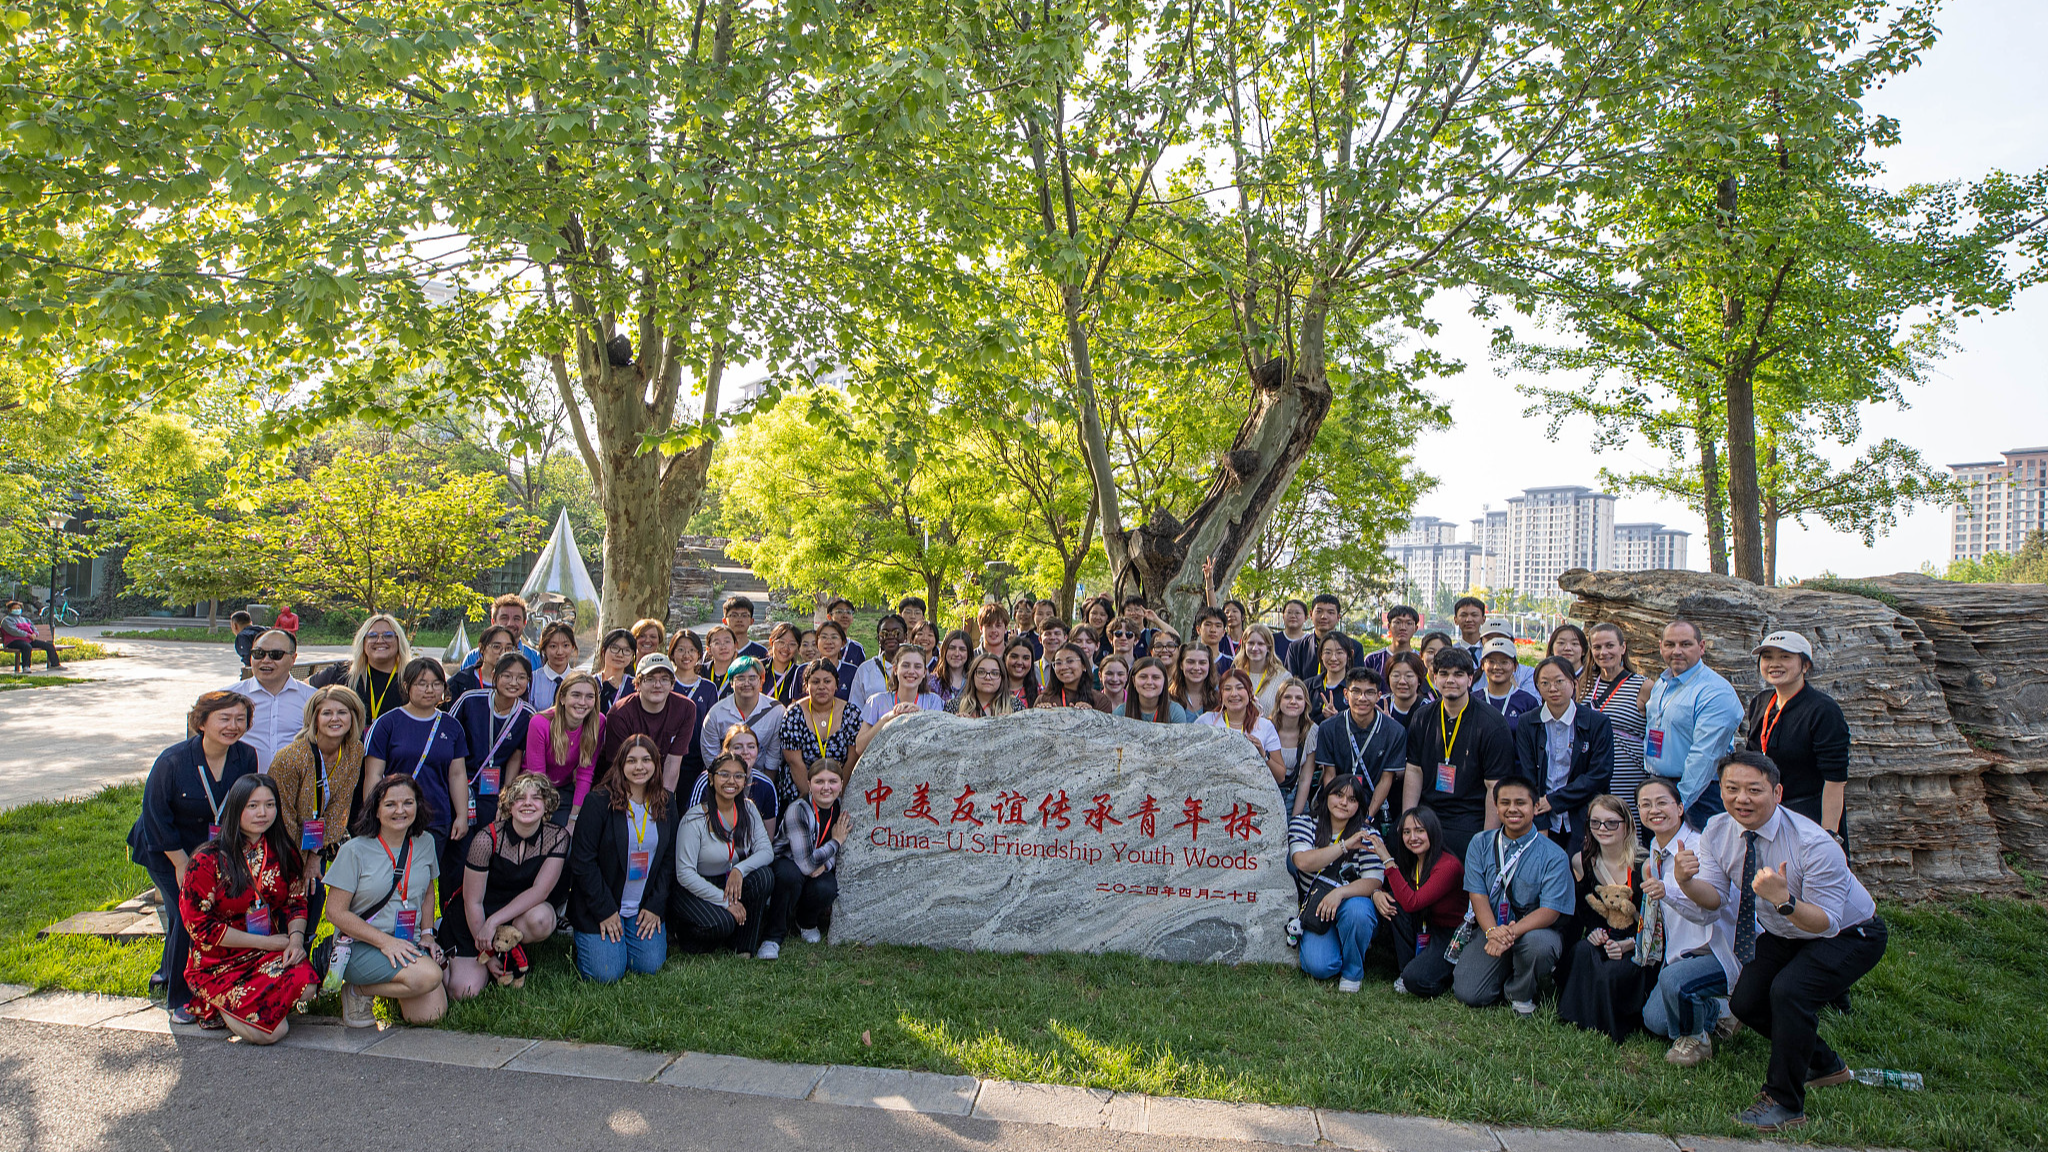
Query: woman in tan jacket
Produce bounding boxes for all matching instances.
[267,684,368,928]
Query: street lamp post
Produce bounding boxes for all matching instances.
[44,509,67,629]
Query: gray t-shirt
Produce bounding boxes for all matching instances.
[325,833,440,937]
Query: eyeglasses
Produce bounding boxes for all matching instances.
[364,631,399,641]
[1587,818,1625,831]
[712,771,749,783]
[250,648,292,662]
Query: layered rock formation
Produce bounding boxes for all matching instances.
[1557,568,2023,898]
[833,709,1298,963]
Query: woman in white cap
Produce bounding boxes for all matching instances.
[1743,630,1851,848]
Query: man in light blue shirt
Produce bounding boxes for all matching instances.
[1645,619,1745,831]
[1453,775,1574,1016]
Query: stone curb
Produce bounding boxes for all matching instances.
[0,990,1874,1152]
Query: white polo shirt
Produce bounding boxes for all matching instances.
[228,675,316,771]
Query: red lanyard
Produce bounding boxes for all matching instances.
[1759,689,1798,753]
[379,835,414,902]
[1591,675,1630,711]
[814,802,836,844]
[713,805,739,862]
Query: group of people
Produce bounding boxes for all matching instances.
[127,588,1874,1132]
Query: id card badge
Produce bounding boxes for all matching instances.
[245,899,270,936]
[300,818,325,851]
[392,905,419,942]
[479,766,500,795]
[627,850,651,882]
[1416,927,1431,954]
[1495,898,1512,926]
[1435,761,1457,792]
[1646,729,1666,759]
[467,793,477,821]
[208,823,220,840]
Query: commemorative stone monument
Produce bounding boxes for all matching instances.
[833,709,1297,964]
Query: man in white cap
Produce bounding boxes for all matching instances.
[1742,630,1851,848]
[1474,637,1540,724]
[1479,616,1535,692]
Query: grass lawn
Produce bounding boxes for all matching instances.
[4,786,2040,1151]
[0,674,96,692]
[101,627,455,649]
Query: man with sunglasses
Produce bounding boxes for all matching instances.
[227,628,315,770]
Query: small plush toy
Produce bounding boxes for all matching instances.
[487,924,530,988]
[1585,884,1639,932]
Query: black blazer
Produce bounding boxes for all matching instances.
[1510,704,1615,856]
[127,735,260,869]
[568,786,682,934]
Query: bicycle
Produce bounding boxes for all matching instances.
[46,587,79,629]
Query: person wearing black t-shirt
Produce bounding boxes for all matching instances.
[1400,647,1513,860]
[1311,669,1406,825]
[1744,631,1851,845]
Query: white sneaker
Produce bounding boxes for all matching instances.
[1511,999,1537,1017]
[799,928,822,945]
[756,941,780,960]
[1336,978,1362,993]
[1392,977,1410,995]
[341,984,376,1028]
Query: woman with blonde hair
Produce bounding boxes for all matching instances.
[1558,794,1650,1042]
[631,618,667,659]
[268,684,367,927]
[1237,625,1286,714]
[525,669,605,833]
[443,772,568,1000]
[310,614,413,724]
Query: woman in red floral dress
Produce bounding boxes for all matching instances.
[180,774,320,1043]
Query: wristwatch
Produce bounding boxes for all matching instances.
[1775,898,1797,916]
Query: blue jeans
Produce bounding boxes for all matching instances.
[144,861,191,1010]
[1297,895,1379,983]
[1643,952,1728,1038]
[573,924,668,984]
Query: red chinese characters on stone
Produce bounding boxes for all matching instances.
[950,785,984,826]
[1126,795,1160,838]
[864,778,893,819]
[903,782,941,825]
[1082,793,1122,834]
[990,790,1029,825]
[1038,789,1072,831]
[1222,802,1259,841]
[1173,797,1208,841]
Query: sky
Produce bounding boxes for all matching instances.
[1404,0,2048,581]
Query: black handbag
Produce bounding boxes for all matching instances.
[1298,878,1343,934]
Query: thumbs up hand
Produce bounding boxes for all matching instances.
[1751,860,1792,906]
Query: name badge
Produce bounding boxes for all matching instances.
[245,899,270,936]
[1415,927,1430,954]
[392,905,418,942]
[300,818,325,851]
[1646,729,1665,758]
[479,766,500,795]
[1435,762,1457,792]
[627,850,651,882]
[1495,898,1512,926]
[208,824,220,840]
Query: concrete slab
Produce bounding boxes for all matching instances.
[97,1006,228,1040]
[116,918,165,937]
[276,1022,392,1053]
[506,1040,676,1083]
[36,910,152,939]
[0,992,153,1028]
[362,1027,536,1068]
[810,1065,980,1115]
[0,984,30,1005]
[1495,1130,1677,1152]
[657,1051,828,1099]
[1317,1110,1501,1152]
[1143,1096,1321,1146]
[970,1080,1121,1128]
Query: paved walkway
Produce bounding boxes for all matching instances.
[0,987,1842,1152]
[0,631,349,811]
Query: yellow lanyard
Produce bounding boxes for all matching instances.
[1439,701,1466,759]
[1252,665,1274,698]
[808,701,836,750]
[366,669,392,716]
[630,800,649,845]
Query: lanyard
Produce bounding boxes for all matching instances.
[1759,688,1798,754]
[1438,701,1466,762]
[813,801,836,844]
[769,664,798,700]
[312,746,329,819]
[379,835,414,906]
[1491,832,1536,907]
[713,804,740,862]
[408,711,446,779]
[196,754,229,827]
[1251,665,1274,698]
[1591,674,1632,711]
[483,700,524,767]
[365,668,393,717]
[807,700,836,751]
[630,800,650,848]
[1346,711,1382,774]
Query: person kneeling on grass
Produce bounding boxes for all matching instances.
[179,775,319,1042]
[1450,774,1573,1016]
[568,735,679,983]
[1288,774,1385,992]
[443,773,568,1000]
[763,758,849,958]
[1367,806,1465,999]
[1633,776,1740,1067]
[323,774,447,1028]
[671,751,774,956]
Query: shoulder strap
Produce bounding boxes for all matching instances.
[358,836,414,922]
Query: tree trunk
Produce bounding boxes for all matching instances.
[1723,358,1765,583]
[1696,395,1729,575]
[1761,437,1779,586]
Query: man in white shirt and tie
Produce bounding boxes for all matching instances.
[1675,750,1885,1133]
[227,628,314,771]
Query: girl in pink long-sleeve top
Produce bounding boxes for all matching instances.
[526,671,605,834]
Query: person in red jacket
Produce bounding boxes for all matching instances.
[1369,806,1466,997]
[275,605,301,635]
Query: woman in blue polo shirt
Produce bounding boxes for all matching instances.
[364,657,472,867]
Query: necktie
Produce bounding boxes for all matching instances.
[1735,829,1759,964]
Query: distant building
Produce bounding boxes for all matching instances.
[1950,447,2048,561]
[1386,517,1481,607]
[1613,522,1691,571]
[1503,486,1615,594]
[1467,508,1508,590]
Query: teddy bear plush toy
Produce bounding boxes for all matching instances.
[486,924,530,988]
[1585,884,1639,933]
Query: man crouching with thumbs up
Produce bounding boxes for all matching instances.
[1674,751,1887,1133]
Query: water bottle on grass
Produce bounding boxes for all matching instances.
[1851,1069,1923,1090]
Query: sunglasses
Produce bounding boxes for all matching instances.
[1587,818,1625,831]
[364,631,399,641]
[250,647,292,662]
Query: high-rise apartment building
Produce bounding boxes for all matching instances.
[1950,448,2048,561]
[1502,486,1616,594]
[1386,516,1481,606]
[1467,508,1509,590]
[1613,522,1691,571]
